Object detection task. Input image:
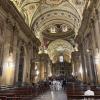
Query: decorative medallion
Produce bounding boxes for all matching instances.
[45,0,63,5]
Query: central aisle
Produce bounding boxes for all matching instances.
[32,90,67,100]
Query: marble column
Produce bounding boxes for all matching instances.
[77,36,89,83]
[0,21,4,84]
[90,16,100,84]
[2,28,15,85]
[14,40,22,84]
[79,44,87,82]
[31,45,40,83]
[23,45,31,84]
[71,51,83,81]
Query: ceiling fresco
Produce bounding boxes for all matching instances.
[10,0,86,26]
[10,0,89,63]
[10,0,41,25]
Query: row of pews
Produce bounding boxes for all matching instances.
[66,82,100,100]
[0,81,50,100]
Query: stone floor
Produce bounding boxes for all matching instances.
[32,90,67,100]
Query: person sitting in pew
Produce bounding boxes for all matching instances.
[84,86,94,100]
[84,86,94,96]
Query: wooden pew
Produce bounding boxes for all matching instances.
[7,96,33,100]
[66,83,100,100]
[0,82,50,99]
[0,96,7,100]
[66,86,100,94]
[68,95,100,100]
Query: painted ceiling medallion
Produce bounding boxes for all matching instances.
[45,0,63,5]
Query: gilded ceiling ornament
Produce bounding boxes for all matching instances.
[22,2,39,25]
[45,0,63,5]
[71,0,84,5]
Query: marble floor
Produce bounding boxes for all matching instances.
[32,90,67,100]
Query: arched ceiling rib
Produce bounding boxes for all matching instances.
[32,9,80,40]
[10,0,86,26]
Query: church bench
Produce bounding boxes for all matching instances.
[0,96,32,100]
[0,87,48,98]
[7,95,33,100]
[67,95,100,100]
[0,93,15,97]
[66,88,100,95]
[0,88,33,98]
[67,91,84,95]
[66,84,100,100]
[0,83,50,99]
[0,96,7,100]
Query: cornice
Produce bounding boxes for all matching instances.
[43,30,75,40]
[76,1,95,44]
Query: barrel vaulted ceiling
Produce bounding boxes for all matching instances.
[10,0,86,26]
[10,0,89,63]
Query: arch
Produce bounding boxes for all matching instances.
[47,39,74,62]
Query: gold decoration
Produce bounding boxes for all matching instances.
[45,0,63,5]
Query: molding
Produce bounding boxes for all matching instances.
[32,10,81,31]
[76,1,95,44]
